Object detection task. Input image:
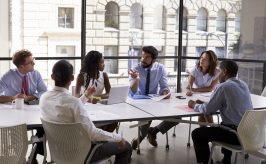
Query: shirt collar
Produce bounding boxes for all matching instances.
[16,69,27,77]
[53,86,69,94]
[226,77,238,82]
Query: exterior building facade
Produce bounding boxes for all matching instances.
[1,0,241,90]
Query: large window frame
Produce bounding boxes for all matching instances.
[1,0,266,94]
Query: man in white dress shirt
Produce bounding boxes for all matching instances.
[40,60,132,164]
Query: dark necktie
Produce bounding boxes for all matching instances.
[145,69,150,95]
[22,75,28,95]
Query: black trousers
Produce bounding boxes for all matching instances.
[192,126,240,164]
[33,127,45,158]
[88,141,132,164]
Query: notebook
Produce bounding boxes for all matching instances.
[100,86,129,105]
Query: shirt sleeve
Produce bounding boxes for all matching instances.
[189,67,197,77]
[194,86,225,114]
[73,99,122,142]
[159,65,170,94]
[0,73,8,96]
[34,71,47,99]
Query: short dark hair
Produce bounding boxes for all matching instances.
[142,46,158,60]
[220,60,238,77]
[12,49,32,67]
[52,60,73,87]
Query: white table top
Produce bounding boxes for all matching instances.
[84,102,153,123]
[126,93,266,119]
[0,102,153,127]
[1,93,266,127]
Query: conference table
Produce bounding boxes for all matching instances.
[0,93,266,128]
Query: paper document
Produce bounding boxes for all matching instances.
[148,92,171,101]
[176,105,194,112]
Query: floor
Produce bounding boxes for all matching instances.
[31,120,263,164]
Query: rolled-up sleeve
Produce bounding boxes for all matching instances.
[159,66,169,94]
[194,86,225,114]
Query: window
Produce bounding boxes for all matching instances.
[235,12,240,32]
[153,5,166,30]
[174,46,187,72]
[156,46,165,64]
[56,45,76,66]
[216,9,227,32]
[215,47,225,58]
[128,47,141,69]
[176,8,188,31]
[104,46,118,74]
[58,7,74,28]
[195,47,206,57]
[105,2,119,29]
[130,3,143,29]
[197,8,208,31]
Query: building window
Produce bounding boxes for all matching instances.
[215,47,224,58]
[104,46,118,74]
[235,12,241,32]
[58,7,74,28]
[130,3,143,29]
[197,8,208,31]
[156,46,165,64]
[128,47,141,69]
[196,47,206,57]
[175,46,187,72]
[153,5,166,30]
[56,45,76,67]
[216,9,227,32]
[105,2,119,29]
[176,8,188,31]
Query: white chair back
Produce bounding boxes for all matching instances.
[237,109,266,151]
[261,86,266,97]
[0,124,28,164]
[41,119,91,164]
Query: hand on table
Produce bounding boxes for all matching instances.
[188,100,196,108]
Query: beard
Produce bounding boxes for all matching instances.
[141,62,152,68]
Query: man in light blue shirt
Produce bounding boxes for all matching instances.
[0,49,47,103]
[0,49,47,164]
[128,46,170,150]
[188,60,253,164]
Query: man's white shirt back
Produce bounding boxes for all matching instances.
[39,86,122,142]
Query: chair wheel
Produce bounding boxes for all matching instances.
[137,149,140,155]
[166,145,169,150]
[187,143,190,147]
[244,154,249,159]
[172,133,176,137]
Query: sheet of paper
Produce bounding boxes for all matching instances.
[148,92,171,101]
[87,110,119,121]
[176,105,194,112]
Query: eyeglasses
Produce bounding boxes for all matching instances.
[24,58,35,65]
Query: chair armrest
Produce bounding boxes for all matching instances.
[85,142,104,164]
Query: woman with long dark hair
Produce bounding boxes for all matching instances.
[75,50,111,100]
[186,50,220,124]
[75,50,118,132]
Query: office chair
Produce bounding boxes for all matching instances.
[209,109,266,164]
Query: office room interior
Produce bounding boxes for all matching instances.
[1,0,266,163]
